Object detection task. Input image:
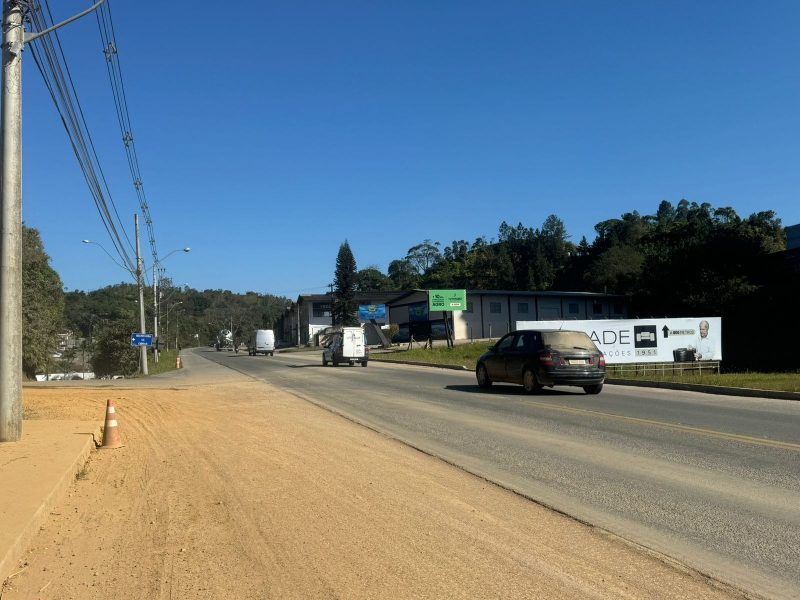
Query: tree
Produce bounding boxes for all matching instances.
[332,241,359,326]
[387,259,419,289]
[405,240,442,275]
[22,226,64,378]
[91,313,140,377]
[356,266,394,292]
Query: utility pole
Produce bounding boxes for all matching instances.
[1,0,108,442]
[0,0,23,441]
[135,215,148,375]
[153,266,159,363]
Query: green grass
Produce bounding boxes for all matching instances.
[373,344,800,392]
[605,369,800,392]
[146,349,181,375]
[372,342,494,370]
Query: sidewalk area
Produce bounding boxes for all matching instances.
[0,350,241,586]
[0,420,100,583]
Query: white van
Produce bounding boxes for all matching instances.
[322,327,368,367]
[249,329,275,356]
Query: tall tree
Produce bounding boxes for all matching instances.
[332,241,359,326]
[405,240,442,276]
[22,226,64,378]
[387,259,419,289]
[356,266,394,292]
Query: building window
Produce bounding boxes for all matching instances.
[592,301,603,315]
[569,302,579,314]
[517,302,529,314]
[489,302,502,314]
[313,302,332,318]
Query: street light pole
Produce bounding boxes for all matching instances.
[152,248,189,362]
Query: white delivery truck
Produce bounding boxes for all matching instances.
[248,329,275,356]
[322,327,368,367]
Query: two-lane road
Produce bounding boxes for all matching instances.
[196,347,800,600]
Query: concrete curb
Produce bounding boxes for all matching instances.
[609,379,800,401]
[371,358,799,401]
[371,358,470,371]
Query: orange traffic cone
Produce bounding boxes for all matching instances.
[100,399,123,449]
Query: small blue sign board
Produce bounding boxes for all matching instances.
[130,333,153,347]
[358,304,386,321]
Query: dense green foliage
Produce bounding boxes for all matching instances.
[22,226,64,378]
[91,311,140,377]
[63,283,291,374]
[332,241,359,326]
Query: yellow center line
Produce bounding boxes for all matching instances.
[526,400,800,451]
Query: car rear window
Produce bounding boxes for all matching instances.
[542,331,596,351]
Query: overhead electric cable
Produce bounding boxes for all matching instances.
[95,0,161,279]
[24,0,137,276]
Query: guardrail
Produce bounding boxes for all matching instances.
[606,361,721,377]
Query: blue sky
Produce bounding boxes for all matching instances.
[21,1,800,298]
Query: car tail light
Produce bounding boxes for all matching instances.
[365,347,370,354]
[598,354,606,367]
[539,353,554,366]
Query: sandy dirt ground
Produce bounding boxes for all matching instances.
[2,377,748,599]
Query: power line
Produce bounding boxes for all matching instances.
[95,0,161,278]
[24,0,136,276]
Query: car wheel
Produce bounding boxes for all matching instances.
[476,364,492,388]
[522,369,542,394]
[361,361,368,367]
[583,383,603,395]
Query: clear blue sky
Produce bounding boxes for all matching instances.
[21,0,800,298]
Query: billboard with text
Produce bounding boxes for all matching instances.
[515,317,722,364]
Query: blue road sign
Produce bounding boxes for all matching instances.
[130,333,153,347]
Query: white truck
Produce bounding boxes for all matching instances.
[215,329,233,351]
[322,327,368,367]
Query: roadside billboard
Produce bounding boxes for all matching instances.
[428,289,466,312]
[515,317,722,364]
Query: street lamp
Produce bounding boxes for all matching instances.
[81,239,135,280]
[151,247,190,362]
[163,301,183,350]
[83,218,150,377]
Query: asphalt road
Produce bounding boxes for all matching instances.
[195,347,800,600]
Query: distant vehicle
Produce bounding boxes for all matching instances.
[476,329,606,394]
[322,327,369,367]
[249,329,275,356]
[215,329,233,351]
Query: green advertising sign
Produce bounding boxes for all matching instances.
[428,289,467,312]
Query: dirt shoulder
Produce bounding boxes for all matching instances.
[3,374,746,599]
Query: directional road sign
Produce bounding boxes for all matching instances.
[130,333,153,347]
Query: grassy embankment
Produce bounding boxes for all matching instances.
[371,343,800,393]
[146,349,181,376]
